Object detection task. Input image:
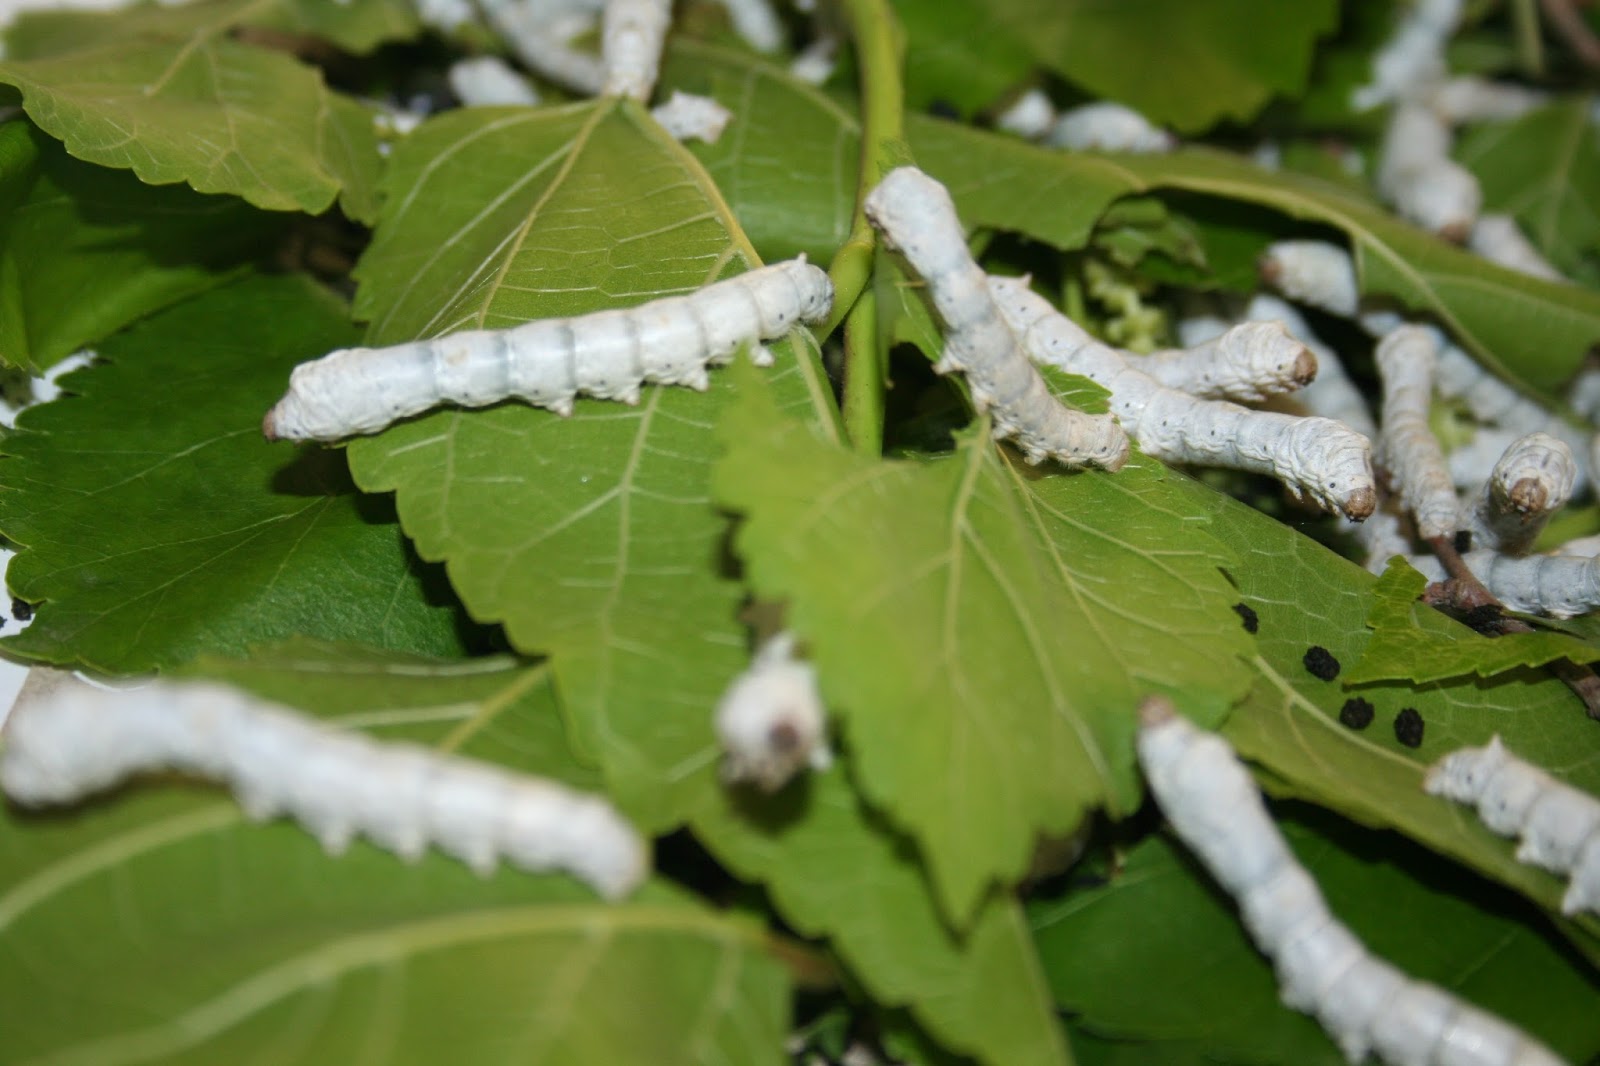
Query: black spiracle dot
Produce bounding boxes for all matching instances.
[1232,602,1259,634]
[1394,707,1425,748]
[1303,645,1340,681]
[1338,698,1375,730]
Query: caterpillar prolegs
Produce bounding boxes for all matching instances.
[1137,698,1562,1066]
[0,678,649,899]
[263,258,832,442]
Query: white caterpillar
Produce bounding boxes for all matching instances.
[1408,548,1600,617]
[447,56,541,107]
[1351,0,1462,112]
[988,276,1376,519]
[1461,432,1577,554]
[1426,736,1600,916]
[601,0,673,101]
[1377,102,1480,241]
[788,34,838,85]
[263,258,832,442]
[0,678,649,899]
[1468,215,1564,283]
[1044,101,1175,154]
[1138,697,1564,1066]
[714,632,832,792]
[1425,76,1549,124]
[1376,326,1461,540]
[863,167,1130,470]
[481,0,607,96]
[1132,319,1318,404]
[649,90,733,143]
[712,0,784,53]
[1244,294,1379,439]
[995,88,1057,140]
[1259,240,1363,319]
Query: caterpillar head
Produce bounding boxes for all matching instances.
[1423,735,1507,801]
[715,636,830,793]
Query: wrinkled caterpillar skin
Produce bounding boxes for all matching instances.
[447,55,540,107]
[1427,736,1600,915]
[0,679,649,899]
[1378,103,1481,241]
[1044,101,1175,153]
[714,632,832,792]
[1375,327,1460,540]
[1409,548,1600,618]
[1259,240,1362,318]
[989,277,1376,520]
[864,167,1129,471]
[264,259,832,442]
[649,90,732,143]
[1462,432,1577,555]
[1138,698,1564,1066]
[1470,215,1564,282]
[1245,294,1378,440]
[1135,319,1317,403]
[600,0,672,101]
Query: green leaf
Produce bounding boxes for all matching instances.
[982,0,1341,133]
[659,39,858,264]
[714,363,1252,926]
[343,100,839,831]
[888,0,1036,116]
[1346,560,1600,684]
[1184,486,1600,952]
[1456,97,1600,278]
[691,769,1072,1066]
[0,643,789,1066]
[0,0,386,220]
[1033,810,1600,1063]
[0,273,478,673]
[0,122,277,373]
[1091,196,1207,271]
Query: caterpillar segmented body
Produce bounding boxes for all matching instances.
[1133,318,1318,403]
[1410,548,1600,617]
[1377,103,1480,241]
[1426,76,1549,123]
[863,167,1129,470]
[1461,432,1577,554]
[600,0,672,101]
[1351,0,1462,112]
[1469,215,1564,282]
[1138,697,1563,1066]
[1426,736,1600,916]
[0,679,649,899]
[714,632,832,792]
[447,55,541,107]
[263,258,832,442]
[484,1,606,95]
[1044,102,1175,153]
[1243,294,1378,440]
[988,276,1376,518]
[1375,326,1460,540]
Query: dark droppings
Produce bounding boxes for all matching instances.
[1338,697,1375,730]
[1232,602,1259,634]
[10,598,31,622]
[1454,529,1472,554]
[1303,645,1340,681]
[1394,707,1425,748]
[1460,603,1504,635]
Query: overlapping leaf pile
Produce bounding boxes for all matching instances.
[0,1,1598,1063]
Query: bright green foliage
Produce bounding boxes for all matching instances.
[0,0,387,219]
[983,0,1341,132]
[888,0,1036,115]
[1457,97,1600,279]
[344,100,838,830]
[715,365,1252,927]
[0,122,276,372]
[0,274,476,672]
[693,769,1071,1066]
[1347,560,1600,684]
[0,642,789,1066]
[1032,812,1600,1063]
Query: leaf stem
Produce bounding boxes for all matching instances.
[828,0,909,453]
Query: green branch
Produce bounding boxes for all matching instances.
[827,0,910,454]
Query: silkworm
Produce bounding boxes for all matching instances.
[1350,0,1461,112]
[788,34,838,85]
[863,167,1129,470]
[601,0,673,101]
[1408,548,1600,617]
[1044,101,1175,153]
[1425,76,1549,124]
[1358,507,1414,574]
[1468,215,1564,282]
[0,678,649,899]
[484,0,607,95]
[1133,318,1318,403]
[712,0,784,52]
[995,88,1056,140]
[988,276,1375,517]
[1377,102,1480,241]
[447,56,541,107]
[263,258,832,442]
[1426,735,1600,915]
[1376,326,1460,540]
[1461,432,1576,554]
[1259,241,1362,319]
[1566,362,1600,427]
[1244,294,1378,440]
[650,90,732,143]
[714,632,832,792]
[1138,696,1563,1066]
